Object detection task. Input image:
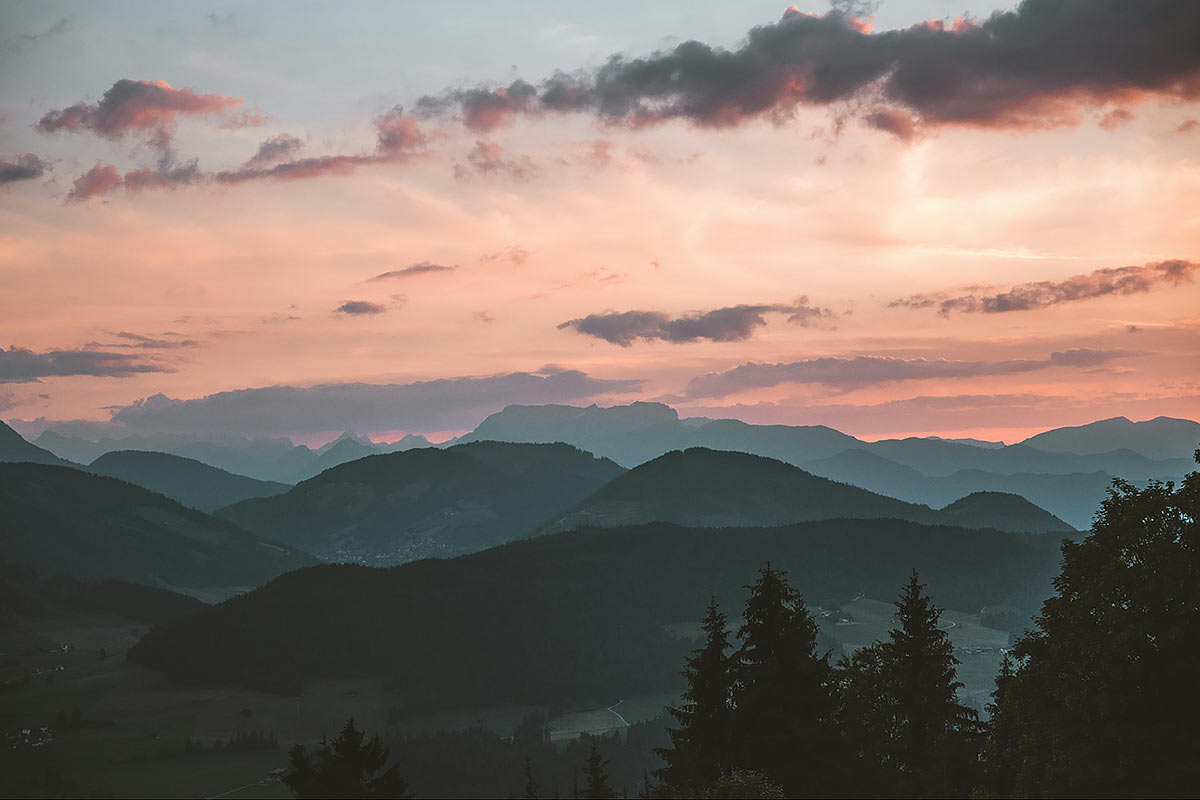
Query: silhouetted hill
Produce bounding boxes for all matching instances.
[0,463,314,589]
[0,420,73,467]
[217,442,624,564]
[87,450,289,512]
[283,436,379,483]
[1019,416,1200,461]
[0,563,205,627]
[130,519,1066,709]
[937,491,1075,533]
[803,449,1111,529]
[542,448,1068,535]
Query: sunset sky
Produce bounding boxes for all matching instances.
[2,0,1198,444]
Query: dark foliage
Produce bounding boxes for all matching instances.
[731,565,840,797]
[655,598,733,790]
[583,741,615,799]
[982,453,1200,797]
[284,718,413,799]
[836,571,983,797]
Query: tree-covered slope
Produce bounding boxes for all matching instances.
[542,448,948,533]
[0,463,314,589]
[217,442,624,564]
[88,450,289,512]
[0,563,205,627]
[129,519,1066,711]
[938,491,1075,533]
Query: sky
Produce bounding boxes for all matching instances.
[1,0,1198,445]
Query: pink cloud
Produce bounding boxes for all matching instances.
[67,163,122,202]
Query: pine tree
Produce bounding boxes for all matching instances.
[982,456,1200,797]
[521,756,540,799]
[583,741,614,800]
[654,597,734,791]
[838,571,982,797]
[731,563,839,797]
[282,718,414,799]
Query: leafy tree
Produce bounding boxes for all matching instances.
[283,718,413,799]
[655,597,734,790]
[583,742,615,799]
[731,564,839,797]
[982,455,1200,797]
[837,570,982,797]
[701,769,786,799]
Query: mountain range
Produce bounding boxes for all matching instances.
[456,404,1199,528]
[540,448,1073,535]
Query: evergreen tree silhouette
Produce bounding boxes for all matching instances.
[838,570,981,797]
[522,756,541,799]
[655,596,734,791]
[731,563,839,797]
[982,452,1200,797]
[283,718,413,798]
[583,741,615,799]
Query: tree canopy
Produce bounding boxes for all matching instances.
[983,454,1200,797]
[283,718,413,799]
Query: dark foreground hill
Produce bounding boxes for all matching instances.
[217,441,624,564]
[541,448,1070,534]
[938,491,1075,533]
[87,450,289,512]
[130,519,1066,712]
[0,464,314,590]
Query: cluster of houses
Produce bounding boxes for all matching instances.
[5,725,53,749]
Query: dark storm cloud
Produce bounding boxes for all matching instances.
[892,259,1197,315]
[559,299,833,346]
[419,1,1200,134]
[107,370,644,435]
[678,348,1132,399]
[334,300,388,315]
[864,107,916,140]
[36,79,247,156]
[242,133,304,169]
[370,262,460,281]
[0,154,49,184]
[0,346,170,383]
